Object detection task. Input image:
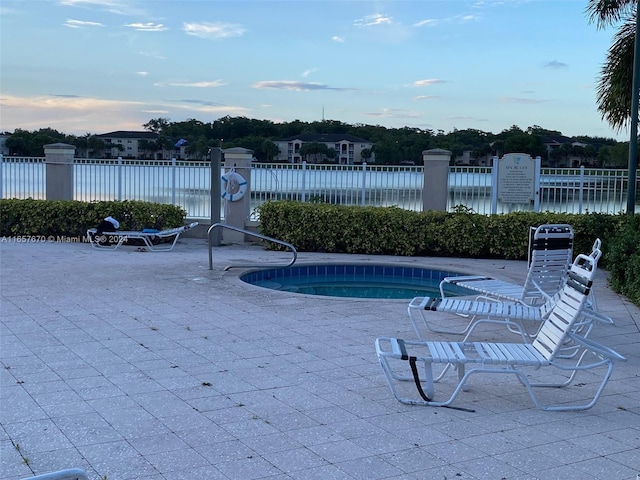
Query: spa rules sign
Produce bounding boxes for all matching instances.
[497,153,536,204]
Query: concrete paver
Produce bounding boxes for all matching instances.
[1,238,638,480]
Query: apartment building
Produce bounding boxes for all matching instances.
[94,131,160,159]
[273,133,374,164]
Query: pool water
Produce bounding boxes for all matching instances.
[240,264,473,299]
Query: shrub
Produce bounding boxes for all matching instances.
[0,199,186,237]
[257,201,617,261]
[606,215,640,305]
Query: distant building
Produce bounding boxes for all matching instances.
[0,134,10,156]
[273,133,375,164]
[542,134,590,167]
[95,131,160,159]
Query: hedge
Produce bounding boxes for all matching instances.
[0,199,187,238]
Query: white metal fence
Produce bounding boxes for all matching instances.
[1,156,638,219]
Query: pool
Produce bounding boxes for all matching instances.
[240,264,474,299]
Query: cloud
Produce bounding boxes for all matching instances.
[544,60,568,69]
[178,99,226,107]
[139,51,166,60]
[58,0,146,16]
[445,115,489,123]
[153,80,227,88]
[354,13,392,27]
[125,22,167,32]
[364,108,422,119]
[413,95,439,100]
[64,19,105,28]
[0,93,249,135]
[59,0,119,6]
[413,19,439,27]
[414,14,479,27]
[252,81,351,91]
[1,93,141,110]
[183,22,246,39]
[413,79,447,87]
[0,5,18,15]
[169,102,248,115]
[301,68,317,78]
[331,35,344,43]
[499,96,548,104]
[135,71,149,76]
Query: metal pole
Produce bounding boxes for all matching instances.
[361,162,367,206]
[490,156,499,214]
[578,165,585,214]
[117,156,122,201]
[209,148,222,246]
[301,161,307,202]
[534,156,541,213]
[171,156,176,206]
[626,0,640,214]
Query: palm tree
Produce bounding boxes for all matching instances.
[587,0,637,130]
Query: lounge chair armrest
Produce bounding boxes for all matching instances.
[567,333,627,362]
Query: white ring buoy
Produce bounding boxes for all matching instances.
[221,171,247,201]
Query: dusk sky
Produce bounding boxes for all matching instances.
[0,0,630,140]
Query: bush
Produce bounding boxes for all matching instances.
[0,199,187,237]
[257,201,617,260]
[606,215,640,305]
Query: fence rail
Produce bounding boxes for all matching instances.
[1,156,638,219]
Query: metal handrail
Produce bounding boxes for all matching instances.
[208,223,297,270]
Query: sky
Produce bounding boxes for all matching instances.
[0,0,632,140]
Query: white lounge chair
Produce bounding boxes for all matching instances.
[21,468,89,480]
[408,249,612,342]
[439,224,575,305]
[87,222,198,251]
[376,253,626,411]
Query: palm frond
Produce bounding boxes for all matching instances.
[596,15,637,130]
[587,0,636,28]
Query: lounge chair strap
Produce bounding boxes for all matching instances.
[409,356,432,402]
[397,339,432,402]
[422,297,441,311]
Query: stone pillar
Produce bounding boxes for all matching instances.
[422,148,451,212]
[44,143,75,200]
[222,147,252,242]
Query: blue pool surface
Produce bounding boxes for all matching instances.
[240,264,474,299]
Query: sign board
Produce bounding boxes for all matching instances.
[497,153,536,204]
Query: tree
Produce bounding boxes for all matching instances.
[143,117,170,134]
[260,139,279,162]
[503,133,545,158]
[587,0,636,130]
[598,142,630,167]
[298,142,328,163]
[87,136,105,158]
[138,139,156,159]
[5,135,27,155]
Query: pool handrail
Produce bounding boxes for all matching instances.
[208,223,297,271]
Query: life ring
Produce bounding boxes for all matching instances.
[221,171,247,201]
